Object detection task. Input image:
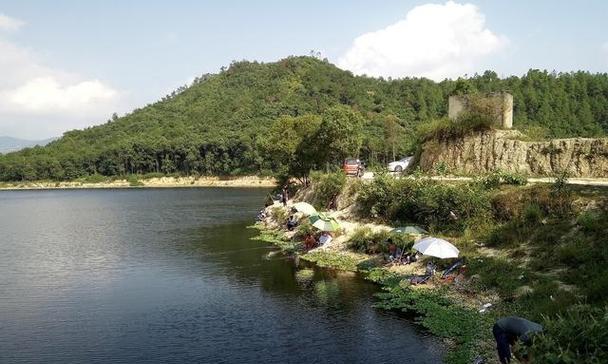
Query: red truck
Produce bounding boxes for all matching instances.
[342,158,365,177]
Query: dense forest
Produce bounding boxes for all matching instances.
[1,56,608,181]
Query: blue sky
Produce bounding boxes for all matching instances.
[0,0,607,139]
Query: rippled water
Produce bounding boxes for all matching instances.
[0,188,443,363]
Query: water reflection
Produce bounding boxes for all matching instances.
[0,189,443,364]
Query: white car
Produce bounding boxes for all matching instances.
[387,156,413,172]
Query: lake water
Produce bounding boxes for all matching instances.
[0,188,443,363]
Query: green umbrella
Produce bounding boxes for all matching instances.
[309,213,340,232]
[293,202,317,216]
[391,226,428,235]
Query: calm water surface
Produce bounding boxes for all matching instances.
[0,188,443,363]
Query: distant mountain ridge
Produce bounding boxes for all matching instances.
[0,136,57,154]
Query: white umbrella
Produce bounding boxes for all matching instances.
[293,202,317,216]
[413,237,459,259]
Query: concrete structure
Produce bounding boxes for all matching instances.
[448,92,513,129]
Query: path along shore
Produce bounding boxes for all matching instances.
[4,172,607,191]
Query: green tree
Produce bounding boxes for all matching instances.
[260,114,321,181]
[383,114,402,161]
[313,105,364,167]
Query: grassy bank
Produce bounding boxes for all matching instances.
[253,172,608,364]
[251,220,493,362]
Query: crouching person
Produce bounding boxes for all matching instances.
[493,316,542,363]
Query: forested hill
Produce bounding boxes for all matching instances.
[1,56,608,181]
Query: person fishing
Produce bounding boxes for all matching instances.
[281,184,289,206]
[493,316,543,363]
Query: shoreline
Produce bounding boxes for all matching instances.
[252,199,495,363]
[4,173,608,192]
[0,176,277,191]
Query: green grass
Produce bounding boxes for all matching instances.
[301,250,363,271]
[78,174,109,183]
[416,112,495,143]
[249,224,299,253]
[257,174,608,363]
[375,283,493,363]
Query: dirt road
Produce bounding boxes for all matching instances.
[361,172,608,187]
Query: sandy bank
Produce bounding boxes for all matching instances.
[0,176,277,191]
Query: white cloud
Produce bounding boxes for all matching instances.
[338,1,508,81]
[603,42,608,60]
[4,77,117,112]
[0,13,24,31]
[0,14,122,138]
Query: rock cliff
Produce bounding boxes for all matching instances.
[419,130,608,177]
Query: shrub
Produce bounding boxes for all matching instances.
[478,170,528,189]
[81,174,107,183]
[341,178,362,205]
[417,112,494,142]
[543,172,572,215]
[293,220,315,241]
[349,227,389,254]
[127,175,144,187]
[310,171,346,209]
[556,237,589,267]
[271,206,288,223]
[484,220,529,248]
[501,171,528,186]
[357,175,491,233]
[519,125,550,141]
[524,185,573,217]
[348,227,375,253]
[479,171,502,189]
[523,203,543,226]
[584,273,608,304]
[576,211,603,233]
[434,161,449,176]
[552,171,569,193]
[356,172,397,219]
[490,190,525,221]
[531,305,608,364]
[348,228,412,255]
